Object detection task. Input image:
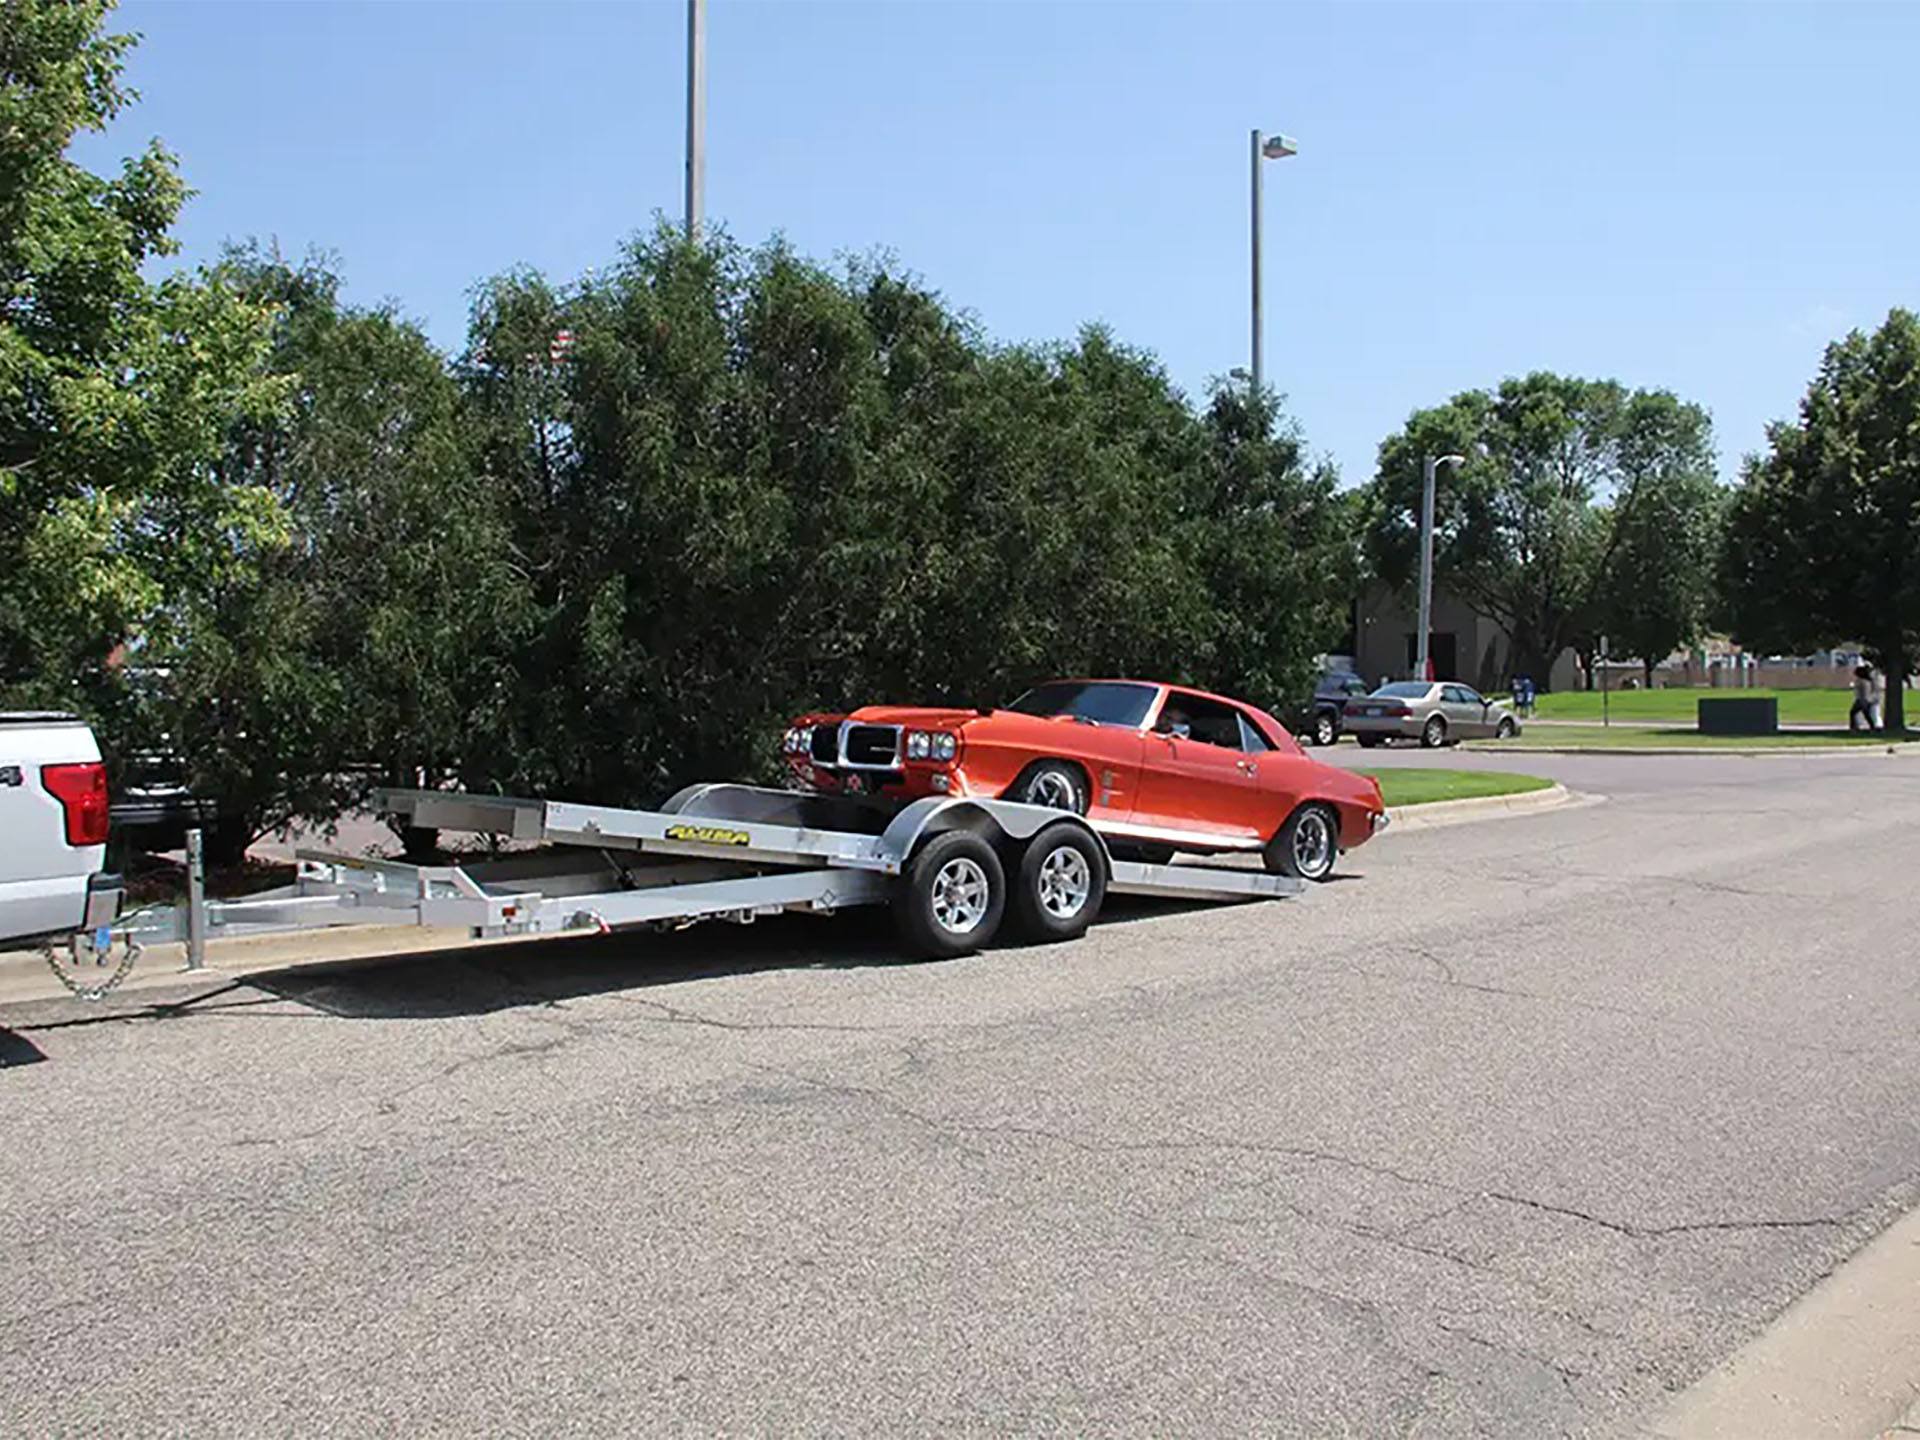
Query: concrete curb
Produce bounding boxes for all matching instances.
[1385,782,1572,832]
[1644,1200,1920,1439]
[0,923,484,1012]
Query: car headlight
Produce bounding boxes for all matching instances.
[906,731,931,760]
[930,732,958,761]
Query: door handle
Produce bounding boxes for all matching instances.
[0,765,21,787]
[1237,759,1258,778]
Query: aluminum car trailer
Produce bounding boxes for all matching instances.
[50,782,1300,997]
[332,783,1300,956]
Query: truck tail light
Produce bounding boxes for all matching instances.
[42,761,111,847]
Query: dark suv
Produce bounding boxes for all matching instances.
[1292,671,1372,746]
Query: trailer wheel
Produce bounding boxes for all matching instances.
[895,830,1006,958]
[1010,822,1107,943]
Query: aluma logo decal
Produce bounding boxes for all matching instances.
[664,823,751,847]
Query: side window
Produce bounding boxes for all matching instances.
[1159,691,1244,750]
[1237,712,1273,752]
[1455,685,1484,706]
[1345,677,1370,696]
[1442,685,1470,704]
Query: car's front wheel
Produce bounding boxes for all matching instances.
[1009,760,1088,814]
[1495,717,1516,740]
[1264,805,1339,882]
[1312,711,1338,747]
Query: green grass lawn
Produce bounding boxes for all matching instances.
[1528,686,1857,726]
[1358,768,1554,806]
[1485,724,1917,749]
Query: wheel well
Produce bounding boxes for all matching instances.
[1004,757,1094,805]
[1276,799,1343,851]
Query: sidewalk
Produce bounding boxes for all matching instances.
[1646,1199,1920,1438]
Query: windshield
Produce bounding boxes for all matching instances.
[1373,681,1434,698]
[1007,681,1159,728]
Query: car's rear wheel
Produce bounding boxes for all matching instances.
[1495,717,1516,739]
[1420,715,1448,748]
[1264,805,1339,882]
[894,830,1006,959]
[1356,734,1383,749]
[1009,760,1088,814]
[1312,711,1337,747]
[1009,822,1107,943]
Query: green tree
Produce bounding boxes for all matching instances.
[1,0,284,739]
[459,226,1353,805]
[1721,309,1920,732]
[1363,374,1715,689]
[169,248,531,860]
[1593,393,1724,685]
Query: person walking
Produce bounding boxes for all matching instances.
[1850,663,1880,731]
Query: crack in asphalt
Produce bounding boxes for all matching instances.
[606,994,896,1036]
[747,1064,1854,1252]
[1485,1190,1850,1239]
[1436,1321,1583,1389]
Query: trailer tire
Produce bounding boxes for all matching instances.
[1009,822,1107,943]
[894,830,1006,959]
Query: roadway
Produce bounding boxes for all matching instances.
[4,748,1918,1435]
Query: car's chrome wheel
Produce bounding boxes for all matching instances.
[930,856,991,935]
[1313,712,1337,747]
[1290,809,1335,880]
[1035,844,1092,920]
[1018,763,1085,813]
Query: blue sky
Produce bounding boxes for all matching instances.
[79,0,1919,487]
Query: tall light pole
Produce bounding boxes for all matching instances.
[685,0,706,242]
[1249,129,1297,394]
[1416,454,1465,681]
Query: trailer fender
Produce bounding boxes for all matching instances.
[878,797,1109,875]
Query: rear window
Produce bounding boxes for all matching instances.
[1007,681,1158,728]
[1374,682,1433,699]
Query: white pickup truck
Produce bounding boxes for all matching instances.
[0,713,123,949]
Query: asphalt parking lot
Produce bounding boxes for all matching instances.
[4,748,1918,1436]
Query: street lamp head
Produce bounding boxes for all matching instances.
[1260,134,1299,160]
[1439,453,1465,467]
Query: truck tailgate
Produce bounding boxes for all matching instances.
[0,715,108,945]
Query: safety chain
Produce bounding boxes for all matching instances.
[40,933,143,1002]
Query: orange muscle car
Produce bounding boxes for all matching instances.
[781,678,1387,880]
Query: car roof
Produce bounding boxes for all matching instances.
[1039,677,1291,735]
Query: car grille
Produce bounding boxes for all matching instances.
[807,722,904,771]
[843,724,900,769]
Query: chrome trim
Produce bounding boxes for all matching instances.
[1095,817,1263,852]
[835,720,904,773]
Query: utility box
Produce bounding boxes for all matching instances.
[1698,697,1778,735]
